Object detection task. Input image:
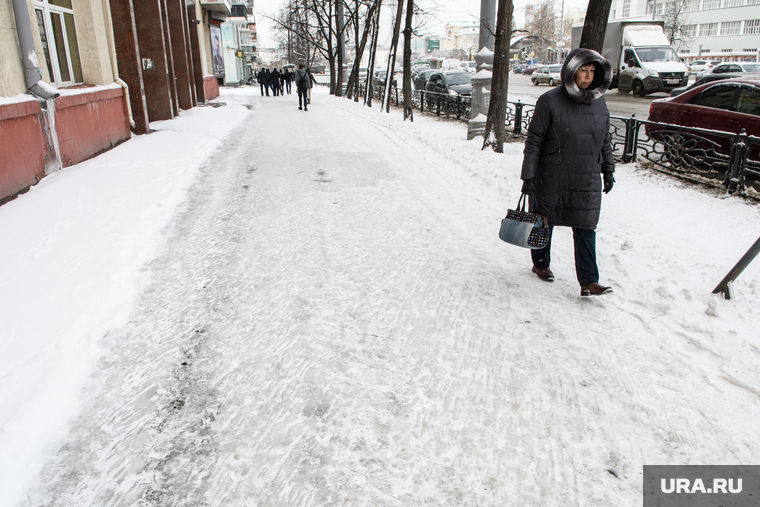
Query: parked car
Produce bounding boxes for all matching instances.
[697,62,760,79]
[414,69,436,90]
[688,60,721,75]
[647,77,760,159]
[531,64,563,86]
[512,64,527,74]
[373,70,397,87]
[458,61,477,74]
[523,63,541,75]
[669,72,755,97]
[425,70,473,96]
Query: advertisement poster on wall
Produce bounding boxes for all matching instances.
[210,25,224,78]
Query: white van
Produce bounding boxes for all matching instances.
[441,58,461,70]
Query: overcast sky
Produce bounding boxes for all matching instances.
[252,0,589,49]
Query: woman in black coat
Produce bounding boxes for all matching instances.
[520,48,616,297]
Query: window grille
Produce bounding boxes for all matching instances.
[720,21,741,35]
[745,19,760,33]
[700,23,718,36]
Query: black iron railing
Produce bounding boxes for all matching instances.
[343,83,759,198]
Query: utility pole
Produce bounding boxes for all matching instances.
[479,0,496,51]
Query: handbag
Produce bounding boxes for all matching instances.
[498,193,550,249]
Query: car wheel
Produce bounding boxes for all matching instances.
[632,81,645,98]
[532,79,538,86]
[549,78,554,86]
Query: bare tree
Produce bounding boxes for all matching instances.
[578,0,613,52]
[525,0,558,61]
[383,0,406,113]
[482,0,514,152]
[345,0,381,100]
[401,0,415,120]
[663,1,694,52]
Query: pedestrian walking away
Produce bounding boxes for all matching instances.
[257,68,268,96]
[285,69,293,94]
[295,64,311,111]
[519,48,616,297]
[306,67,317,104]
[270,68,281,96]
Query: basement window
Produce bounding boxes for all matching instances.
[34,0,83,86]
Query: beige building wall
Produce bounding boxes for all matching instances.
[1,0,28,96]
[71,0,115,85]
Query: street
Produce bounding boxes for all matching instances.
[506,72,677,119]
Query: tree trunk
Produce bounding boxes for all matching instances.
[345,0,380,101]
[383,0,405,113]
[401,0,414,121]
[364,2,381,107]
[579,0,612,53]
[482,0,513,152]
[335,0,345,97]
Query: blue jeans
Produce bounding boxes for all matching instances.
[298,88,308,108]
[531,227,599,285]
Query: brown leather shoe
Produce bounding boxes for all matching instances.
[580,283,613,296]
[532,266,555,282]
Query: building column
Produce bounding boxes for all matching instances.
[187,6,206,103]
[108,0,150,134]
[134,0,174,120]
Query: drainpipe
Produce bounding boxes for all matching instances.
[102,0,135,129]
[12,0,60,100]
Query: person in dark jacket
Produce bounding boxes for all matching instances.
[257,68,269,96]
[284,68,293,94]
[520,48,616,297]
[295,64,310,111]
[270,68,281,96]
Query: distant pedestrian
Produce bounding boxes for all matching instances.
[285,69,293,94]
[257,68,268,96]
[295,64,311,111]
[306,67,317,104]
[270,68,281,96]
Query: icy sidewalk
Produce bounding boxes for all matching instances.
[3,86,760,506]
[0,98,249,506]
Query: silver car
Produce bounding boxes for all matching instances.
[531,64,562,86]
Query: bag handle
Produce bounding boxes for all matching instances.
[516,192,531,212]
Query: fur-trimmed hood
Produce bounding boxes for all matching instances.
[561,48,613,104]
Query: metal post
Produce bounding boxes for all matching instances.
[712,236,760,299]
[726,129,747,194]
[514,100,523,135]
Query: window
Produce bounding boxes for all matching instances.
[700,23,718,36]
[745,19,760,34]
[684,0,700,11]
[688,85,737,109]
[623,0,631,18]
[736,87,760,116]
[744,48,758,52]
[720,21,741,35]
[34,0,82,86]
[683,24,698,37]
[721,48,733,52]
[724,0,744,6]
[702,0,721,8]
[646,0,664,14]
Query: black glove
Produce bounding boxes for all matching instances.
[603,171,615,194]
[521,178,535,194]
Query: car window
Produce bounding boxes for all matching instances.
[742,64,760,73]
[688,85,738,110]
[549,65,562,72]
[445,73,472,85]
[736,87,760,116]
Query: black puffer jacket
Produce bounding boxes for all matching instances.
[520,48,615,230]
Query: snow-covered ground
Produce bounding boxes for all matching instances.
[1,86,759,506]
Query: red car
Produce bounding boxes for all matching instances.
[646,77,760,159]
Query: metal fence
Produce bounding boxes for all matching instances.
[345,83,760,198]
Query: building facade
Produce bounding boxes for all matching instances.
[1,0,234,204]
